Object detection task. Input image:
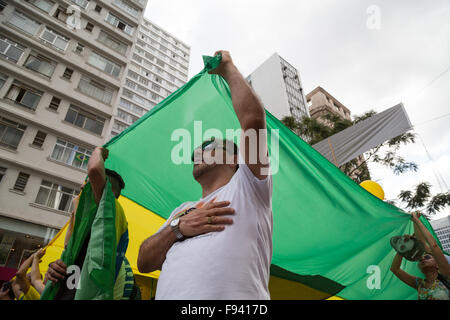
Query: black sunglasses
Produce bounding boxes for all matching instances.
[191,139,220,162]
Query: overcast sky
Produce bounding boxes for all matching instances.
[144,0,450,220]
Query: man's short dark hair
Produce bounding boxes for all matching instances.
[105,169,125,190]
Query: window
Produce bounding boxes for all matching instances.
[85,22,94,32]
[151,83,160,92]
[0,117,26,150]
[0,36,25,63]
[94,4,102,13]
[137,39,145,47]
[62,67,73,80]
[0,73,6,90]
[40,28,70,51]
[97,31,128,55]
[0,167,6,183]
[88,52,121,77]
[112,0,139,18]
[35,180,77,213]
[127,70,139,80]
[64,105,105,135]
[125,79,136,90]
[32,131,47,148]
[119,98,145,116]
[77,76,113,104]
[25,0,55,13]
[106,13,134,35]
[13,172,30,192]
[117,109,138,124]
[144,52,155,61]
[24,53,56,78]
[74,42,84,54]
[132,54,142,63]
[138,77,148,86]
[70,0,89,9]
[53,6,69,23]
[156,59,165,68]
[48,97,61,111]
[137,85,147,96]
[122,88,134,99]
[7,11,41,36]
[50,138,92,170]
[0,0,7,12]
[135,47,144,55]
[113,120,128,133]
[6,82,43,110]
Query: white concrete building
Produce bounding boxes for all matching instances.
[0,0,150,272]
[109,17,190,138]
[430,215,450,254]
[247,53,309,122]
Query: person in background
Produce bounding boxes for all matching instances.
[390,212,449,300]
[30,248,47,295]
[14,252,41,300]
[46,147,140,300]
[0,281,16,300]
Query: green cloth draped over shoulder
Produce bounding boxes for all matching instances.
[40,179,129,300]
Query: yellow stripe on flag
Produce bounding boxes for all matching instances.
[39,196,166,280]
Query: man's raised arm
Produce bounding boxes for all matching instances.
[209,51,269,180]
[87,147,108,205]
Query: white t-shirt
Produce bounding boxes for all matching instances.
[155,162,273,300]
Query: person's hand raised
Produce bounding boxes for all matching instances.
[411,211,422,223]
[208,50,234,77]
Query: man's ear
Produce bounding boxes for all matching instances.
[234,154,239,172]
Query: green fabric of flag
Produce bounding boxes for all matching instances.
[75,179,118,300]
[40,182,98,300]
[104,54,441,300]
[41,180,126,300]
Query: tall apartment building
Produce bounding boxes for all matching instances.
[306,86,370,183]
[431,215,450,254]
[110,18,190,138]
[0,0,170,272]
[247,53,309,122]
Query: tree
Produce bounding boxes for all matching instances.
[398,182,450,216]
[281,110,418,185]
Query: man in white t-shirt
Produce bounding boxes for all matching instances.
[137,51,273,300]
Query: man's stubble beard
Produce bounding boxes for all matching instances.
[193,163,219,180]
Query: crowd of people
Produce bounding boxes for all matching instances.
[0,51,448,300]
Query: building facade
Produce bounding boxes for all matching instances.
[247,53,309,122]
[430,215,450,254]
[306,86,370,182]
[0,0,189,273]
[110,17,190,138]
[306,86,352,124]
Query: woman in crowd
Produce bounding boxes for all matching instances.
[390,212,449,300]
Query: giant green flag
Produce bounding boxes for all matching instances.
[104,54,432,300]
